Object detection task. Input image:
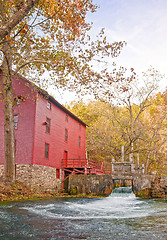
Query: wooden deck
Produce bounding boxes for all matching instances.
[62,159,112,175]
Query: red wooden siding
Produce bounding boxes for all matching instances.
[32,94,86,169]
[0,74,37,165]
[0,74,86,170]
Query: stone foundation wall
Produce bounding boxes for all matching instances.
[132,174,154,194]
[0,164,62,193]
[69,174,167,198]
[68,175,133,196]
[68,174,114,196]
[132,174,167,198]
[150,175,167,198]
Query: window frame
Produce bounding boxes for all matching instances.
[65,114,68,122]
[14,115,18,129]
[46,118,51,133]
[65,129,68,142]
[78,136,81,148]
[47,101,51,110]
[45,143,49,159]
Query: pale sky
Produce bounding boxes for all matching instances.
[87,0,167,85]
[49,0,167,103]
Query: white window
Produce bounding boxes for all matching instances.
[14,115,18,129]
[47,101,51,109]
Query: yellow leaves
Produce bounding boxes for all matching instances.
[9,40,14,45]
[5,35,9,40]
[20,29,27,35]
[5,35,14,46]
[38,0,94,36]
[24,24,29,30]
[15,0,24,10]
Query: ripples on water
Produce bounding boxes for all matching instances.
[0,186,167,240]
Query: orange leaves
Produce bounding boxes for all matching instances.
[5,35,14,45]
[39,0,96,36]
[24,24,29,30]
[20,28,27,35]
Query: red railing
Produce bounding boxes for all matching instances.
[62,159,112,175]
[62,159,87,169]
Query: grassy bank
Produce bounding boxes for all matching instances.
[0,182,104,203]
[0,182,67,202]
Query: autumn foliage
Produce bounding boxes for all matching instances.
[67,69,167,176]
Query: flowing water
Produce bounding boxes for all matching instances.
[0,187,167,240]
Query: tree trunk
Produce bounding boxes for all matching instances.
[2,41,15,183]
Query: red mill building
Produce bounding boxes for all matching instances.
[0,72,106,192]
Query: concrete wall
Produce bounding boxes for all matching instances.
[68,174,132,196]
[112,162,144,175]
[68,174,167,198]
[68,175,114,196]
[133,174,167,198]
[0,164,61,193]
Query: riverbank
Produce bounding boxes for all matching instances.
[1,175,167,203]
[0,187,166,240]
[0,182,104,203]
[0,182,60,202]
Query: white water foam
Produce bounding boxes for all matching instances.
[21,188,156,220]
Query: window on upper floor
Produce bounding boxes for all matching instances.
[78,136,81,148]
[14,115,18,129]
[47,101,51,110]
[45,143,49,158]
[65,129,68,142]
[46,118,51,133]
[79,124,81,130]
[65,115,68,122]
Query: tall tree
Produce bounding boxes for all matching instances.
[93,67,162,160]
[68,67,166,174]
[0,0,126,182]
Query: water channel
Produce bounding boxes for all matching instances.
[0,187,167,239]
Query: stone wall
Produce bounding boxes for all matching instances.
[0,164,62,193]
[112,162,144,175]
[68,174,114,196]
[150,175,167,198]
[132,174,154,197]
[69,174,167,198]
[112,163,131,174]
[68,174,132,196]
[132,174,167,198]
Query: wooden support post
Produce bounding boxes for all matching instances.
[137,153,139,168]
[142,164,145,174]
[121,146,124,162]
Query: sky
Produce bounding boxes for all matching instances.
[50,0,167,103]
[88,0,167,82]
